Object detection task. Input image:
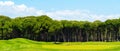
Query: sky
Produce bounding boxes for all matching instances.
[0,0,120,21]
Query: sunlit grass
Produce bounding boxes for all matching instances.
[42,45,119,50]
[0,38,120,51]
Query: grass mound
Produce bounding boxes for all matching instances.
[8,38,36,44]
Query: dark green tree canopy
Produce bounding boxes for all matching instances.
[0,15,120,42]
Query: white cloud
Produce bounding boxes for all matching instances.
[0,1,43,17]
[0,1,120,22]
[45,10,120,21]
[0,1,14,6]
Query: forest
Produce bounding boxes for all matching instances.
[0,15,120,42]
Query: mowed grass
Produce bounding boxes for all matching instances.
[0,38,120,51]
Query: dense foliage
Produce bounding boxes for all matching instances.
[0,15,120,42]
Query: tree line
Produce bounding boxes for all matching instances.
[0,15,120,42]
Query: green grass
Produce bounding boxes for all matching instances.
[0,38,120,51]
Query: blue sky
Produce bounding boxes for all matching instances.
[13,0,120,14]
[0,0,120,21]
